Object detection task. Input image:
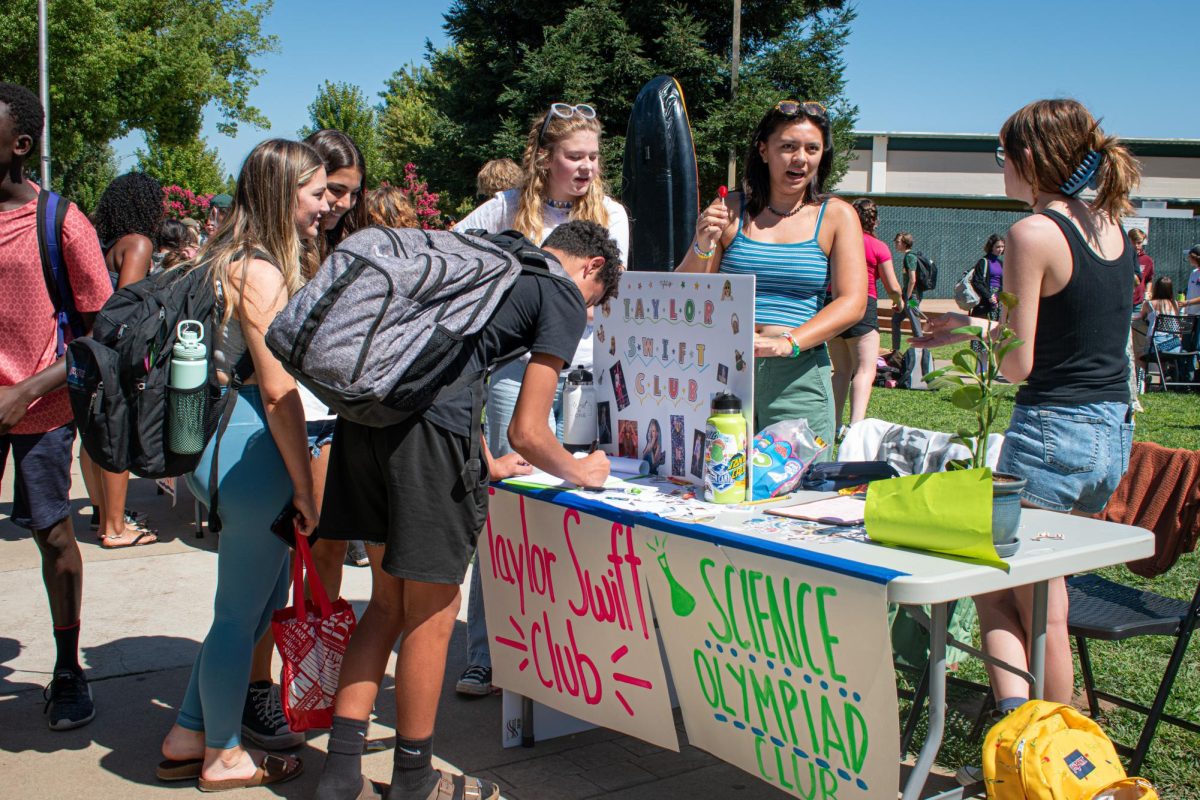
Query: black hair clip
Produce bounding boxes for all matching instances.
[1059,150,1102,197]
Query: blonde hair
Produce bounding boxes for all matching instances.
[476,158,522,197]
[1000,99,1141,220]
[367,185,418,228]
[197,139,324,320]
[512,109,610,244]
[1127,227,1146,245]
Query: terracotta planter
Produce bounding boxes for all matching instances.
[992,473,1026,557]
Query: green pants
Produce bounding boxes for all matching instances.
[754,347,835,460]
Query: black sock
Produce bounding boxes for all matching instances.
[53,621,81,674]
[389,735,438,799]
[315,715,369,800]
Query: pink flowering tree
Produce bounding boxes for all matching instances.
[401,163,442,229]
[162,186,212,222]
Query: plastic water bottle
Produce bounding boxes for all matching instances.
[703,392,747,503]
[561,366,596,453]
[168,320,209,454]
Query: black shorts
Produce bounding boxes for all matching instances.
[838,295,879,339]
[0,423,75,531]
[321,415,489,585]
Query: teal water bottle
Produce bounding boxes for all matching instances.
[168,320,209,454]
[703,392,748,504]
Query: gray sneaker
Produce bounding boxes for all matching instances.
[241,681,304,749]
[455,664,493,696]
[44,669,95,730]
[345,540,370,567]
[955,764,984,786]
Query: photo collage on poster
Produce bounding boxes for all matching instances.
[593,274,755,486]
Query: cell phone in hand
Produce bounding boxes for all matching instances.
[270,499,320,548]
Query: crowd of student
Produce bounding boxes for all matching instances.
[0,74,1165,797]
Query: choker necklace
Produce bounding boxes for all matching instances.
[766,201,805,218]
[546,198,573,210]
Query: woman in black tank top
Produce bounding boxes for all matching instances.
[913,99,1142,733]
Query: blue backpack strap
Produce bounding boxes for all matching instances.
[36,190,86,357]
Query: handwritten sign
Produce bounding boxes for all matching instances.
[593,274,755,487]
[479,489,679,750]
[638,531,898,797]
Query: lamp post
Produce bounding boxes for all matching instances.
[726,0,741,189]
[38,0,52,189]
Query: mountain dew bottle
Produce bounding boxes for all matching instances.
[703,392,747,504]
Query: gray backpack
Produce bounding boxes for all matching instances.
[266,226,572,428]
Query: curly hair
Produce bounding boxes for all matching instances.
[0,82,44,151]
[541,220,622,304]
[366,185,417,228]
[93,173,163,244]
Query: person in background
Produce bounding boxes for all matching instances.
[154,218,198,271]
[366,184,418,228]
[451,105,629,697]
[1140,276,1181,355]
[475,157,522,200]
[79,172,165,548]
[180,217,203,251]
[894,231,921,306]
[1179,245,1200,317]
[913,99,1140,785]
[158,139,327,791]
[1,81,113,731]
[203,192,232,241]
[828,198,902,435]
[1128,227,1153,309]
[679,99,866,451]
[968,234,1006,372]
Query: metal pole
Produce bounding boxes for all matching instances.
[726,0,741,189]
[38,0,52,189]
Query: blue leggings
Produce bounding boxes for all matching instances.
[178,386,293,749]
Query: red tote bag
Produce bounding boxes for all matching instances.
[271,531,357,731]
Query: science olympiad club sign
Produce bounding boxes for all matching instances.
[478,489,680,750]
[638,532,899,798]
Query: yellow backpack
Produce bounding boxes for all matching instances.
[982,700,1158,800]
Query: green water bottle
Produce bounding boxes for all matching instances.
[703,392,747,504]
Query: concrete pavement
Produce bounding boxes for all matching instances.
[1,445,956,799]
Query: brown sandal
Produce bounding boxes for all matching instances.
[197,752,302,792]
[424,770,499,800]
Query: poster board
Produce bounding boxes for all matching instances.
[637,530,899,798]
[478,489,679,751]
[592,273,756,488]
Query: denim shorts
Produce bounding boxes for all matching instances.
[306,418,337,458]
[997,402,1133,514]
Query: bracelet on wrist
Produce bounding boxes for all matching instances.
[693,240,716,260]
[781,331,801,358]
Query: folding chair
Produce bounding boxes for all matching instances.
[1067,571,1200,772]
[1145,314,1200,391]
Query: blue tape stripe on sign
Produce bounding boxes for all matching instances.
[494,483,905,585]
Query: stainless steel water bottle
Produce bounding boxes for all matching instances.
[167,320,209,454]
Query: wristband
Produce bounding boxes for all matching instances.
[693,240,716,260]
[781,331,801,358]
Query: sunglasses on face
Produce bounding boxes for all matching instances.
[995,145,1006,169]
[774,100,828,118]
[538,103,598,146]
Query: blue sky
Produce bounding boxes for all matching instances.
[113,0,1200,175]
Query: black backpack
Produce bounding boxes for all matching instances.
[912,251,938,293]
[66,260,252,532]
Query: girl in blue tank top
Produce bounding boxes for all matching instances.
[913,100,1142,755]
[677,100,867,451]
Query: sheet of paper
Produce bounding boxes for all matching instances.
[766,494,867,524]
[863,468,1006,569]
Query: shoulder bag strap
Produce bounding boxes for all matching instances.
[205,351,256,534]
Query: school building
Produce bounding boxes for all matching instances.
[836,131,1200,296]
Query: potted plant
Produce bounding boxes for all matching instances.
[925,292,1026,557]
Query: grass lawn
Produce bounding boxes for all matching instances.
[865,382,1200,796]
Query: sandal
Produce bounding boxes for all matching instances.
[156,757,203,782]
[100,528,159,549]
[197,752,302,792]
[423,770,499,800]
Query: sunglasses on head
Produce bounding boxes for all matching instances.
[538,103,598,146]
[774,100,827,118]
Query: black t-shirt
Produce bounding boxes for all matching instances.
[424,270,586,437]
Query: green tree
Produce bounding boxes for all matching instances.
[299,81,383,188]
[136,135,231,195]
[381,0,857,210]
[0,0,275,187]
[58,144,119,216]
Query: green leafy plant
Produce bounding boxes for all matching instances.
[924,293,1023,470]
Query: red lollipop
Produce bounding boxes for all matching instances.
[718,185,728,199]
